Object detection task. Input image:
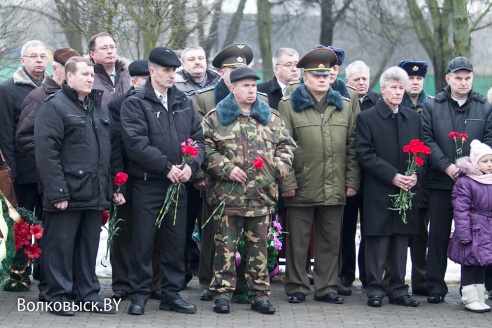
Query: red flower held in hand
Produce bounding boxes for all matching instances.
[29,224,43,240]
[253,157,264,170]
[414,157,424,166]
[24,243,41,259]
[114,172,128,187]
[102,210,110,226]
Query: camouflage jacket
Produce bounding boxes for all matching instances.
[203,93,296,217]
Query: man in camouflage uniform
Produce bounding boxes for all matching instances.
[192,43,269,302]
[202,67,295,314]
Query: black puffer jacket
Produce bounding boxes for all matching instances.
[34,82,122,211]
[16,75,62,159]
[120,78,204,182]
[422,86,492,190]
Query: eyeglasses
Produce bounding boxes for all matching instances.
[23,54,48,60]
[276,62,298,69]
[94,45,117,52]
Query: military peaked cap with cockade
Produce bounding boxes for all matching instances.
[211,43,253,69]
[297,48,338,76]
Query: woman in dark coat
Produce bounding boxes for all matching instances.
[355,66,423,308]
[447,139,492,313]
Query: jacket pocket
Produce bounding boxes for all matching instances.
[64,165,93,201]
[66,115,87,144]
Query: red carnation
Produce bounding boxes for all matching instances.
[253,157,264,170]
[30,225,43,240]
[449,131,459,139]
[24,243,42,259]
[403,145,411,153]
[114,172,128,187]
[414,157,424,166]
[102,210,110,226]
[460,133,468,142]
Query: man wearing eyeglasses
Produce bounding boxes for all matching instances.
[0,40,47,222]
[257,48,300,110]
[88,32,130,104]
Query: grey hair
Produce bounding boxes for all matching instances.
[181,46,205,62]
[273,48,299,66]
[345,60,370,80]
[380,66,408,88]
[20,40,46,56]
[487,87,492,105]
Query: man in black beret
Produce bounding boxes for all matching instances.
[279,48,359,305]
[108,59,165,303]
[121,47,204,315]
[203,66,295,314]
[192,43,269,303]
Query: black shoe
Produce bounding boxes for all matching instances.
[128,300,146,315]
[250,299,276,314]
[79,300,116,314]
[314,292,344,304]
[389,295,420,307]
[367,295,383,307]
[411,288,429,296]
[288,292,306,304]
[112,290,129,300]
[150,290,162,300]
[427,293,445,304]
[38,293,48,302]
[337,282,352,296]
[159,299,196,314]
[213,299,230,314]
[489,293,492,301]
[307,274,314,285]
[200,288,213,301]
[49,303,74,316]
[339,276,353,287]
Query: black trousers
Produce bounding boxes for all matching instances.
[426,189,453,296]
[14,182,42,219]
[43,209,101,303]
[365,234,409,299]
[340,193,363,284]
[128,179,187,302]
[184,183,201,280]
[110,200,163,292]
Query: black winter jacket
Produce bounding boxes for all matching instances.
[422,86,492,190]
[0,67,44,183]
[120,78,204,182]
[34,82,122,211]
[16,75,62,159]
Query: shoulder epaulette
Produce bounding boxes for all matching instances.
[197,85,216,94]
[281,95,291,101]
[256,91,267,97]
[346,84,356,91]
[203,108,217,119]
[342,96,351,102]
[288,81,300,85]
[270,108,281,118]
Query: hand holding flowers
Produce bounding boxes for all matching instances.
[102,172,128,263]
[389,139,431,224]
[155,139,199,228]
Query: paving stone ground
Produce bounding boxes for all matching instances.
[1,278,491,328]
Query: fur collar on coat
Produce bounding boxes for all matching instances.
[216,93,270,126]
[290,83,344,112]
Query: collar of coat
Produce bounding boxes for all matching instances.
[401,89,428,110]
[216,93,271,126]
[435,85,486,104]
[93,60,127,77]
[135,78,187,107]
[61,81,102,109]
[213,79,230,105]
[290,83,344,112]
[375,99,412,119]
[331,78,350,99]
[13,67,44,88]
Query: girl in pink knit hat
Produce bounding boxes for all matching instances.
[448,139,492,313]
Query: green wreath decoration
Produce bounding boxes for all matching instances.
[0,194,15,287]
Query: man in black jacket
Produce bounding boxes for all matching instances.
[35,57,125,316]
[121,47,204,316]
[257,47,299,110]
[422,56,492,304]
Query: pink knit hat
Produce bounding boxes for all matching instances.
[470,139,492,167]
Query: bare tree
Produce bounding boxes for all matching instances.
[406,0,492,90]
[257,0,273,80]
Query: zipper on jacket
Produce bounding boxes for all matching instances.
[144,173,147,181]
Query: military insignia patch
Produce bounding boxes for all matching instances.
[412,66,419,71]
[237,44,245,49]
[319,64,325,68]
[237,57,243,62]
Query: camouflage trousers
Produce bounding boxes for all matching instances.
[210,214,271,302]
